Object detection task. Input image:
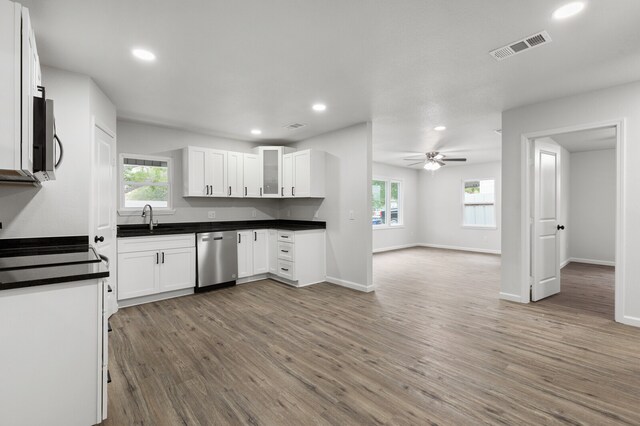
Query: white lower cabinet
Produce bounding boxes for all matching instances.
[237,230,253,278]
[0,279,106,426]
[117,234,195,303]
[237,229,269,277]
[239,228,326,287]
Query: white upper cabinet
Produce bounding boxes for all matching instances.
[282,153,293,197]
[183,146,324,198]
[209,149,227,197]
[184,146,208,196]
[183,147,227,197]
[258,146,282,198]
[0,3,40,177]
[227,151,244,197]
[243,153,260,197]
[285,149,325,198]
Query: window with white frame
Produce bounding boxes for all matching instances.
[120,154,172,211]
[372,179,402,227]
[462,179,495,228]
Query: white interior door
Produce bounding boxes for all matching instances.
[532,139,562,301]
[92,121,116,313]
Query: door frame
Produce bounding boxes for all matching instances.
[520,118,626,323]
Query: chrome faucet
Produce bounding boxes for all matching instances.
[142,204,155,231]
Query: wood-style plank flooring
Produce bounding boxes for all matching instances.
[104,247,640,425]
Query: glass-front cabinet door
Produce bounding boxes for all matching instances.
[259,147,282,197]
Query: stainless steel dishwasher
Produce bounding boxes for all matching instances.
[196,231,238,291]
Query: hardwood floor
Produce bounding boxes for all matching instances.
[104,247,640,425]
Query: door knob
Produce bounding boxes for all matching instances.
[557,225,565,230]
[95,235,105,243]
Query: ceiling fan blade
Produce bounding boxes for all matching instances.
[442,158,467,162]
[436,160,446,166]
[406,161,424,166]
[403,157,425,160]
[434,154,444,160]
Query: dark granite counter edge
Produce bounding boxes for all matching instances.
[0,270,110,292]
[117,220,326,238]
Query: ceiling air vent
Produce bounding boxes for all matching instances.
[489,31,552,61]
[284,123,306,130]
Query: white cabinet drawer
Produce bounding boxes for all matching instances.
[277,241,294,261]
[118,234,195,253]
[277,230,295,243]
[277,259,295,280]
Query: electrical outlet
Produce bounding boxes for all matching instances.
[349,210,355,220]
[252,209,257,218]
[208,211,216,219]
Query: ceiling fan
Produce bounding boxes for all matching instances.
[403,152,467,170]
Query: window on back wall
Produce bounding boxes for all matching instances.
[119,154,172,212]
[462,179,496,228]
[372,178,403,228]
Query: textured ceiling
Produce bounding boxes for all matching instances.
[21,0,640,166]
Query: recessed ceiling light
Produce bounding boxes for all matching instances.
[312,103,327,112]
[251,129,262,135]
[552,2,585,20]
[434,126,447,131]
[132,48,156,61]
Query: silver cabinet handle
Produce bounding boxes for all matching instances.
[281,187,284,196]
[254,231,257,241]
[292,187,295,197]
[245,187,247,196]
[238,234,241,244]
[156,252,159,264]
[260,187,263,197]
[281,268,289,272]
[205,185,209,195]
[228,186,232,196]
[280,250,289,253]
[162,252,165,264]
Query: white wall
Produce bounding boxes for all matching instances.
[372,162,420,252]
[280,123,373,291]
[418,161,502,253]
[0,66,114,238]
[569,149,616,264]
[116,120,279,224]
[501,80,639,326]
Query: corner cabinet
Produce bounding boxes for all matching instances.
[258,146,283,198]
[117,234,195,304]
[282,149,325,198]
[239,228,326,287]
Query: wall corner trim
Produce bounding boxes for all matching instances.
[326,276,375,293]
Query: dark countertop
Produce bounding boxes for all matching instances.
[117,219,326,238]
[0,236,109,291]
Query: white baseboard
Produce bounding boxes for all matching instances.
[418,243,501,255]
[620,315,640,328]
[326,276,375,293]
[373,243,419,253]
[560,258,571,269]
[499,292,525,303]
[568,257,615,267]
[118,288,194,308]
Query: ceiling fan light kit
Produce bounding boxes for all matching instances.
[403,151,467,171]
